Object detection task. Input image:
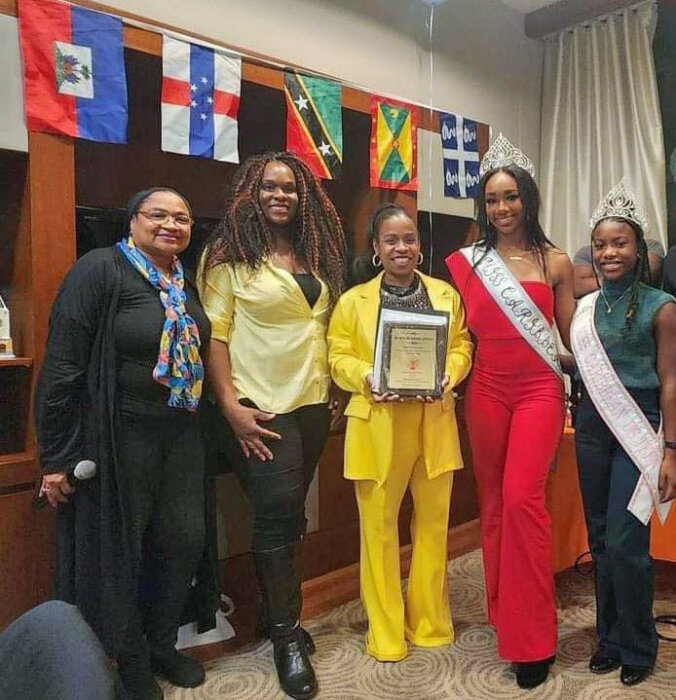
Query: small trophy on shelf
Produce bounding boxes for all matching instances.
[0,295,14,357]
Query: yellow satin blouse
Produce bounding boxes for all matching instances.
[198,259,330,414]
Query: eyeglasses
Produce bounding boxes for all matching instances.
[136,210,193,227]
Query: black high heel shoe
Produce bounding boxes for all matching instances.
[589,649,620,674]
[515,656,555,689]
[620,665,651,686]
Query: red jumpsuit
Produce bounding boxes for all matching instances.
[446,251,563,662]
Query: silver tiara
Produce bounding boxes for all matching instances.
[588,178,649,233]
[479,132,535,178]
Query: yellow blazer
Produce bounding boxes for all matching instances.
[327,271,473,485]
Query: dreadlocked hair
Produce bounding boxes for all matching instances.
[474,165,555,278]
[202,151,346,303]
[591,216,651,332]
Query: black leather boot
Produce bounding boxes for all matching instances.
[257,586,316,655]
[255,542,317,700]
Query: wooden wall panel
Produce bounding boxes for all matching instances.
[0,489,55,631]
[27,132,76,368]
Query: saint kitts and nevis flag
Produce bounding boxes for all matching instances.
[284,71,342,180]
[17,0,127,143]
[161,36,241,162]
[370,96,417,191]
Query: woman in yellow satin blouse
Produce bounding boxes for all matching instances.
[327,203,472,662]
[199,152,346,700]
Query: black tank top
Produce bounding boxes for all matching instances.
[292,273,321,308]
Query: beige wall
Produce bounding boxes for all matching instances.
[0,16,28,152]
[99,0,544,217]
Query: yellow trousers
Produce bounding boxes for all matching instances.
[354,403,454,661]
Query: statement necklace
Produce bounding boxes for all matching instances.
[599,285,631,314]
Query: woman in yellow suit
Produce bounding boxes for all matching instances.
[327,203,472,662]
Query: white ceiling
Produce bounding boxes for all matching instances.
[497,0,559,12]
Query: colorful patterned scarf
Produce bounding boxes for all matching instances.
[116,237,204,411]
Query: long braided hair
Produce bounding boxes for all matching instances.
[591,216,651,328]
[474,165,555,277]
[202,152,346,303]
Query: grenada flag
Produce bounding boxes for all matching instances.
[370,96,417,191]
[17,0,128,143]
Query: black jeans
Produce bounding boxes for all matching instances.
[117,410,205,653]
[234,402,330,551]
[575,389,659,667]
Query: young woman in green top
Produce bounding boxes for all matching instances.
[571,181,676,687]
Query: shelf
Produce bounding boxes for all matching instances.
[0,452,38,491]
[0,357,33,368]
[0,451,34,469]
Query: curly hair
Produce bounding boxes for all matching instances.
[202,151,346,302]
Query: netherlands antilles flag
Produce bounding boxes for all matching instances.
[17,0,127,143]
[370,96,417,191]
[161,36,241,162]
[284,71,342,180]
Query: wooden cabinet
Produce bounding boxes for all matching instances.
[0,136,75,631]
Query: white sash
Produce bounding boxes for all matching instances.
[571,292,670,525]
[460,245,562,379]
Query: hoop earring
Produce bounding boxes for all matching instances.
[372,253,382,268]
[417,252,424,265]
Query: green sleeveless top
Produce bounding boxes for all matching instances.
[595,278,675,389]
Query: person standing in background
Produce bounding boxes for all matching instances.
[573,237,665,297]
[663,244,676,295]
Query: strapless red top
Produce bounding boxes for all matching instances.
[446,250,557,376]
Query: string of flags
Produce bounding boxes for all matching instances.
[16,0,488,198]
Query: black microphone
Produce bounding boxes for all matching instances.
[32,460,97,509]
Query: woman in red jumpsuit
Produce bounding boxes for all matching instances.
[446,136,575,689]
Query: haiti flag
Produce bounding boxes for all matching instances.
[17,0,127,143]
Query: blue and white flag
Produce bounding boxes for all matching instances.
[440,112,479,198]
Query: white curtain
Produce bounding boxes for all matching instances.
[539,1,667,258]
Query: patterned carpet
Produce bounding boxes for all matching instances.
[163,550,676,699]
